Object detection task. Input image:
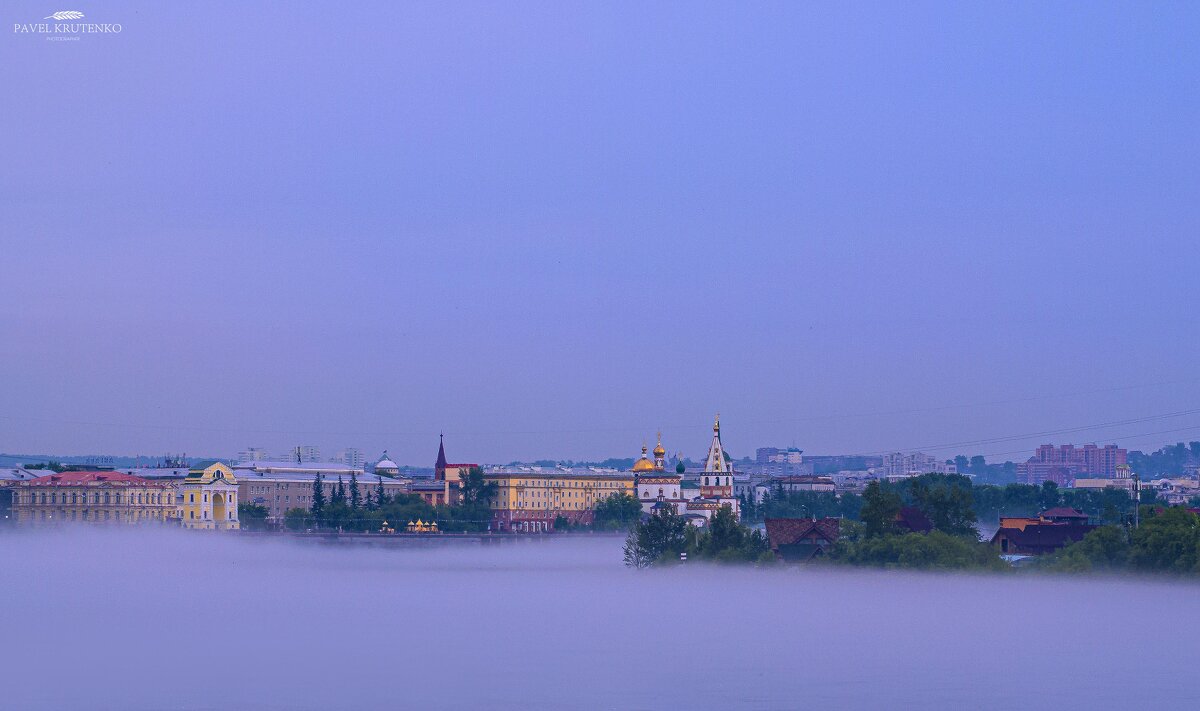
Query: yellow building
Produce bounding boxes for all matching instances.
[13,469,176,525]
[486,467,635,532]
[180,461,240,530]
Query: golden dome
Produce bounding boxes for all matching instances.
[632,443,656,472]
[653,432,666,458]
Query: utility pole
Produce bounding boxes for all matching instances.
[1133,473,1141,529]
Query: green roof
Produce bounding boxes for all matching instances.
[189,459,224,472]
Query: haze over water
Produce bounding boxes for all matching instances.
[4,530,1196,710]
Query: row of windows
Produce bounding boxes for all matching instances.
[185,492,235,504]
[503,480,629,488]
[23,491,170,506]
[26,509,168,522]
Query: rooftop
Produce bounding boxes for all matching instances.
[234,461,364,474]
[765,517,841,549]
[21,471,171,488]
[0,468,50,482]
[235,468,407,485]
[485,466,632,480]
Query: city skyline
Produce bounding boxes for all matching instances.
[3,2,1199,463]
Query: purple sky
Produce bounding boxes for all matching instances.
[2,2,1198,465]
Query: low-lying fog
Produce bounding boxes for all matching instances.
[2,530,1196,710]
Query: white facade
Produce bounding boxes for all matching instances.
[877,452,956,478]
[290,446,322,463]
[237,447,271,464]
[335,448,365,468]
[638,479,681,502]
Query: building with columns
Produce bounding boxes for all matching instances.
[180,461,241,530]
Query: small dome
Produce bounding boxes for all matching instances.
[375,451,399,472]
[652,437,666,459]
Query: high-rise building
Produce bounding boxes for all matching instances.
[1017,444,1127,485]
[237,447,271,464]
[753,446,808,476]
[290,446,322,463]
[877,452,956,479]
[334,448,365,468]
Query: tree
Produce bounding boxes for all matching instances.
[908,474,977,537]
[349,471,361,510]
[238,503,270,531]
[284,507,313,531]
[332,475,346,506]
[459,466,498,507]
[593,493,643,531]
[1038,481,1061,512]
[440,467,497,532]
[860,481,902,538]
[375,474,386,508]
[830,530,1006,571]
[1048,526,1130,572]
[311,473,326,521]
[624,506,688,568]
[692,505,771,563]
[26,460,66,472]
[1129,507,1200,573]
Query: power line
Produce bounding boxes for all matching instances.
[1,376,1197,438]
[864,408,1200,456]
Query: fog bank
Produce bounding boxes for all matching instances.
[2,530,1196,709]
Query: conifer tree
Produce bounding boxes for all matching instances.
[376,474,386,508]
[349,471,362,510]
[333,475,346,505]
[311,472,326,519]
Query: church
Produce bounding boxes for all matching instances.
[633,415,741,525]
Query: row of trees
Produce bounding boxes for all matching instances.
[554,493,644,532]
[276,468,646,535]
[623,505,771,568]
[742,476,1149,529]
[1048,507,1200,574]
[282,467,499,533]
[822,478,1004,570]
[1128,442,1200,478]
